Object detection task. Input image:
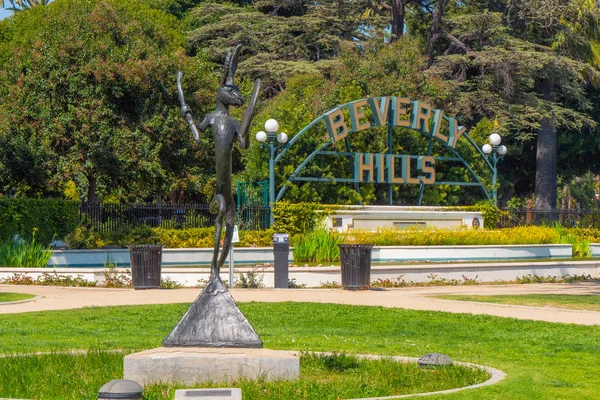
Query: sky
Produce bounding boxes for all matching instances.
[1,8,13,20]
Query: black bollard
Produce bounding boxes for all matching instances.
[273,233,289,288]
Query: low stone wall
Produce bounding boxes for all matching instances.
[326,206,484,231]
[4,260,598,288]
[372,244,572,262]
[48,244,574,268]
[48,247,280,268]
[287,260,600,287]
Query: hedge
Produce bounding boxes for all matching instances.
[66,225,276,249]
[0,198,80,244]
[271,202,324,235]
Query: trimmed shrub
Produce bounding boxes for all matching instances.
[272,202,324,235]
[452,201,505,230]
[0,198,79,244]
[154,227,275,248]
[562,228,600,243]
[153,227,214,248]
[343,226,561,246]
[66,224,155,249]
[66,226,276,249]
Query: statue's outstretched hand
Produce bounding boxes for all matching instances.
[181,104,192,118]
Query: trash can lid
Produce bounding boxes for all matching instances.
[98,379,143,399]
[338,244,374,248]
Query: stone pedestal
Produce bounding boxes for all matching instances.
[162,277,262,348]
[123,347,299,386]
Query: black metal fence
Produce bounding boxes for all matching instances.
[80,203,600,232]
[80,203,271,232]
[500,209,600,228]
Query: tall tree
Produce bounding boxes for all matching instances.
[509,0,599,209]
[185,1,370,96]
[362,0,407,39]
[426,1,600,208]
[426,0,450,57]
[0,0,215,203]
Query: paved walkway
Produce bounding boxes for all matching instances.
[1,282,600,325]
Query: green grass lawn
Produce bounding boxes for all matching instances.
[433,294,600,312]
[0,292,35,302]
[0,302,598,399]
[0,351,486,400]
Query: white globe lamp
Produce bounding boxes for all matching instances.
[255,131,267,142]
[264,119,279,133]
[276,132,288,144]
[489,133,501,146]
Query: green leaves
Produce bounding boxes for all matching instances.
[0,229,52,268]
[0,0,215,203]
[425,2,600,205]
[185,1,364,96]
[0,198,79,244]
[292,229,343,263]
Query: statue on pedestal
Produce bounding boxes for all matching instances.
[163,45,263,348]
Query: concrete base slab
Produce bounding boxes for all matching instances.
[123,347,299,386]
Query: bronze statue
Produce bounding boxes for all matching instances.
[163,45,263,348]
[177,45,260,290]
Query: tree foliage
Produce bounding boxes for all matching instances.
[185,1,373,96]
[241,39,488,206]
[0,0,216,202]
[424,1,600,207]
[1,0,50,12]
[0,0,598,210]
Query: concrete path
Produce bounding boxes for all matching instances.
[1,282,600,325]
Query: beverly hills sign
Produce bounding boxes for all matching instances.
[324,97,466,184]
[272,96,494,205]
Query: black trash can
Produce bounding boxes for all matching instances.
[128,244,163,289]
[338,244,374,290]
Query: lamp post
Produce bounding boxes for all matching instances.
[482,133,507,206]
[256,118,288,225]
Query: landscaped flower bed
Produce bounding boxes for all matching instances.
[65,225,600,250]
[292,226,598,262]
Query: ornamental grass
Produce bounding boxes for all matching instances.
[292,229,344,263]
[0,230,52,268]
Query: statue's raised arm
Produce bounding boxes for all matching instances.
[177,71,201,141]
[238,79,261,149]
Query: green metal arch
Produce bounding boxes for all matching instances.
[274,97,494,203]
